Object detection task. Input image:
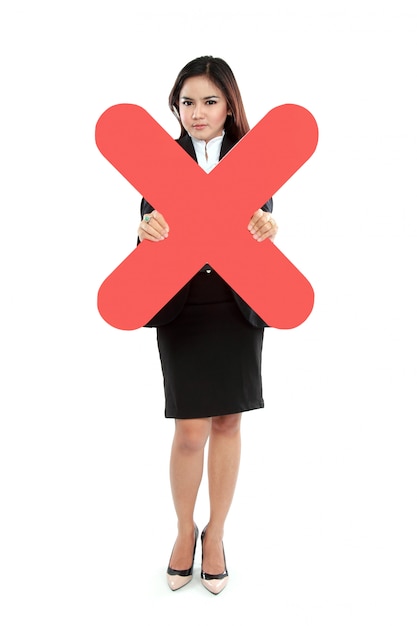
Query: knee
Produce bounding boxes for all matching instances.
[174,418,211,453]
[211,413,242,437]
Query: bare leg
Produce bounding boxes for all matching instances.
[203,413,242,574]
[168,417,211,570]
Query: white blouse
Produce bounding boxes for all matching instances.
[190,132,225,173]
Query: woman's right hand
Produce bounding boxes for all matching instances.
[138,210,170,242]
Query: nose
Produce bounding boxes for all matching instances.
[192,103,204,119]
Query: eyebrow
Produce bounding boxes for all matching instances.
[180,95,220,101]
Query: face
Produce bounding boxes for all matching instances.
[178,75,230,142]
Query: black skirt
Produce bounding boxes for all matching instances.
[156,269,264,418]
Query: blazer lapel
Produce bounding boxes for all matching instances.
[219,134,237,159]
[177,134,197,161]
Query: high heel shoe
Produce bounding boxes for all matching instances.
[200,526,229,595]
[166,524,199,591]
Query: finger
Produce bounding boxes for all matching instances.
[151,210,170,233]
[248,209,273,233]
[138,220,166,241]
[138,226,164,242]
[254,220,278,242]
[247,208,264,231]
[249,215,276,240]
[141,212,169,239]
[249,210,273,235]
[145,210,170,235]
[143,222,166,240]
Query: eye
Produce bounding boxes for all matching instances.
[206,100,217,105]
[181,100,193,106]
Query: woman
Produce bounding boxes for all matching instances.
[137,56,278,594]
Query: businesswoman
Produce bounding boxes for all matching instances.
[137,56,278,594]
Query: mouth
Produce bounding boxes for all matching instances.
[192,124,207,130]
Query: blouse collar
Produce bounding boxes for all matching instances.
[189,131,225,173]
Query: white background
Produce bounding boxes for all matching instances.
[1,1,416,624]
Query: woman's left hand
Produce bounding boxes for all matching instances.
[247,209,278,242]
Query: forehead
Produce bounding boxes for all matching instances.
[179,75,223,98]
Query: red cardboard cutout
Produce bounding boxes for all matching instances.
[96,104,318,330]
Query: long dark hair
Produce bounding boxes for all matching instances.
[168,56,250,142]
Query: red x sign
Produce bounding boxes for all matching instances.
[96,104,318,330]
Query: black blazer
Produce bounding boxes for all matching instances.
[138,133,273,328]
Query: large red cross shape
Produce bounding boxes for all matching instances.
[95,103,318,330]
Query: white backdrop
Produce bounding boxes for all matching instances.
[1,1,416,624]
